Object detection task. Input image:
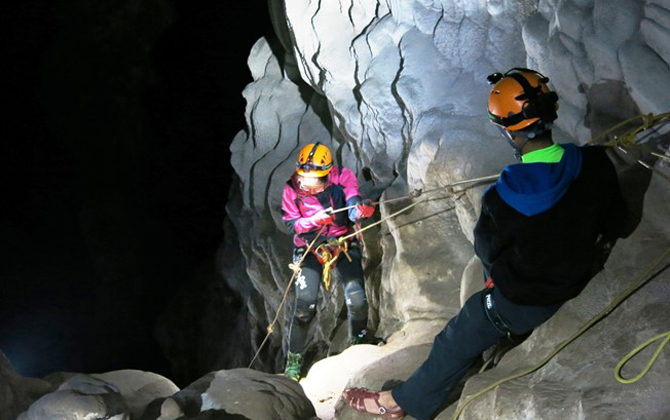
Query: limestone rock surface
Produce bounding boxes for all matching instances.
[139,368,318,420]
[17,374,130,420]
[92,370,180,419]
[7,1,668,420]
[0,352,54,420]
[223,1,670,420]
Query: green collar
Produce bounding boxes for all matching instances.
[522,143,564,164]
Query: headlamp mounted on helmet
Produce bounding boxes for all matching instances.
[297,162,332,173]
[494,122,553,160]
[487,68,558,130]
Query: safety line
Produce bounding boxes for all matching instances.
[249,112,669,376]
[588,112,670,150]
[338,188,448,242]
[329,174,500,214]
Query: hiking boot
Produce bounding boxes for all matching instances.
[284,352,303,381]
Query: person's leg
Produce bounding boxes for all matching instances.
[288,250,322,353]
[491,287,561,335]
[334,245,369,340]
[389,288,561,420]
[285,249,321,380]
[391,290,505,420]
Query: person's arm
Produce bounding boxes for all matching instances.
[339,167,375,221]
[473,189,509,279]
[599,150,631,240]
[282,183,332,234]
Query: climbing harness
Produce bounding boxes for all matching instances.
[313,238,353,291]
[451,246,670,420]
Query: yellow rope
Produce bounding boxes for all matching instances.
[614,330,670,384]
[329,174,501,215]
[338,188,449,243]
[247,226,327,369]
[315,243,340,291]
[588,112,670,146]
[451,246,670,420]
[589,112,670,162]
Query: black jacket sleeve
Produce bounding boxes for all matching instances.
[597,148,630,240]
[474,189,511,279]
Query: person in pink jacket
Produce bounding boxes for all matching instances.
[281,142,376,380]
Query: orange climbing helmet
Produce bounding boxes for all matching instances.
[296,142,333,178]
[487,68,559,133]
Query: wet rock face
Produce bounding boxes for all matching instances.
[225,0,669,418]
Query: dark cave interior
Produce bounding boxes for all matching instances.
[2,0,272,385]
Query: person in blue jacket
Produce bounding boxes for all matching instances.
[341,68,629,420]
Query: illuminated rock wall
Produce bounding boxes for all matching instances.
[227,0,669,419]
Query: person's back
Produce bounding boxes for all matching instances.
[476,144,628,305]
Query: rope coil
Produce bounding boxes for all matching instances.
[614,330,670,385]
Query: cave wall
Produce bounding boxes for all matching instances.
[225,0,669,377]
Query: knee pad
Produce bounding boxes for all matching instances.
[344,281,368,320]
[294,300,317,325]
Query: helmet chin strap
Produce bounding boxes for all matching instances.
[499,122,552,160]
[506,135,527,160]
[496,125,529,160]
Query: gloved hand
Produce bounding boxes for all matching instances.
[310,209,334,226]
[356,199,376,219]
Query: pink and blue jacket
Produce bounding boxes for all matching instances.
[282,166,365,247]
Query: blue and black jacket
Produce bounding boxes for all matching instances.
[474,144,629,305]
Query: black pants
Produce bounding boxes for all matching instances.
[392,287,561,420]
[288,244,368,353]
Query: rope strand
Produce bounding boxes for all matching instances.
[329,174,500,215]
[247,226,327,369]
[247,111,669,376]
